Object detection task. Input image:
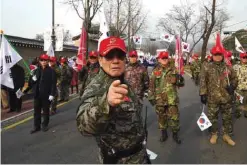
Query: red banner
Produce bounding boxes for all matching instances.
[76,21,87,71]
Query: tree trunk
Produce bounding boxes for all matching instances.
[201,0,216,61]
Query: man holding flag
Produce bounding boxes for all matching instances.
[199,33,238,146]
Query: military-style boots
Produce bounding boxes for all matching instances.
[172,132,181,144]
[160,130,168,142]
[223,134,236,146]
[210,134,218,144]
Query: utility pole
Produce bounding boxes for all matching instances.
[127,0,131,52]
[51,0,56,52]
[85,0,90,59]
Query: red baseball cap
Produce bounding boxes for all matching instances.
[60,57,67,63]
[129,50,138,57]
[157,51,169,59]
[99,37,127,56]
[39,54,49,60]
[193,54,199,58]
[240,52,247,58]
[89,50,98,57]
[49,56,57,62]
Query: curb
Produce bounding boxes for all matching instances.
[1,93,79,129]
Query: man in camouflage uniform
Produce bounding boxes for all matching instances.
[199,35,238,146]
[233,52,247,118]
[148,51,184,144]
[59,57,70,102]
[76,37,150,164]
[49,56,61,114]
[190,54,201,85]
[79,50,100,98]
[125,50,149,101]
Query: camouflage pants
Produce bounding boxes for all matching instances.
[208,103,232,135]
[155,105,180,132]
[194,72,200,85]
[50,88,58,112]
[98,147,150,164]
[235,90,247,117]
[60,84,69,100]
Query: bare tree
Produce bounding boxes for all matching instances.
[35,34,44,41]
[64,0,103,57]
[105,0,147,38]
[158,1,200,42]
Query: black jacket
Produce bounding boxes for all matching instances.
[25,66,57,99]
[10,64,25,92]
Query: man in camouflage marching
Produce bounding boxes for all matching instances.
[79,50,100,98]
[190,54,201,85]
[49,56,61,114]
[59,57,70,102]
[233,52,247,118]
[148,51,184,144]
[199,34,238,146]
[125,50,149,102]
[76,37,150,164]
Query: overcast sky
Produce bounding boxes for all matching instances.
[1,0,247,39]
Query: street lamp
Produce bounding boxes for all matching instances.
[51,0,56,51]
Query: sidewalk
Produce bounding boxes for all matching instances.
[1,86,81,128]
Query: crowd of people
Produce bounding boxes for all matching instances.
[1,34,246,164]
[75,35,247,164]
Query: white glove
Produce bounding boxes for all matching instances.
[144,92,148,98]
[48,95,54,101]
[32,75,37,81]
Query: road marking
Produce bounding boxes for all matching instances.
[184,71,192,77]
[1,96,79,131]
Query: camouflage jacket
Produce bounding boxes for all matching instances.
[60,64,70,85]
[77,69,145,151]
[125,62,149,100]
[191,60,201,73]
[148,64,179,106]
[79,62,100,95]
[51,65,61,85]
[233,63,247,91]
[199,61,238,104]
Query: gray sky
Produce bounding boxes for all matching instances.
[1,0,247,39]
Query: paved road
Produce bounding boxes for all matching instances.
[1,75,247,164]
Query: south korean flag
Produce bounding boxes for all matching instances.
[133,36,142,45]
[197,106,212,131]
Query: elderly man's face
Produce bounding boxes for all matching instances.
[88,56,98,64]
[241,56,247,64]
[158,57,169,66]
[213,54,223,62]
[39,59,48,68]
[99,49,126,77]
[129,56,138,64]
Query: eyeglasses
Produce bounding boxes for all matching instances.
[161,57,168,60]
[129,56,137,58]
[242,57,247,59]
[40,59,48,62]
[103,53,126,61]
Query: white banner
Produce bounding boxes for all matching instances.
[235,37,245,53]
[98,5,109,50]
[55,26,64,51]
[44,29,52,51]
[47,44,55,57]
